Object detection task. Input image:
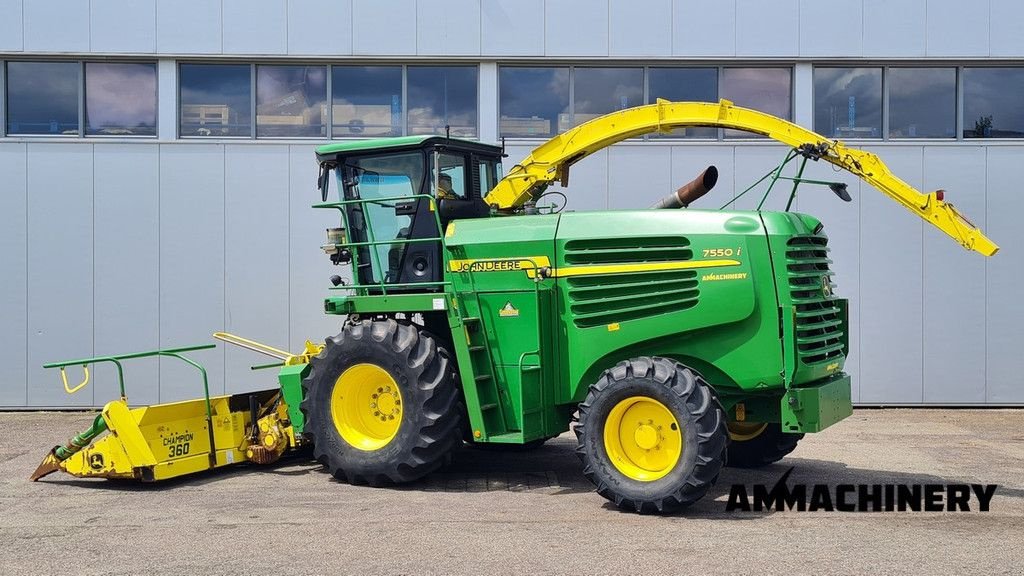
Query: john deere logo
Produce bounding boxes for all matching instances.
[822,276,832,298]
[498,302,519,317]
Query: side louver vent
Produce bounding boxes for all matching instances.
[564,236,698,328]
[786,235,845,364]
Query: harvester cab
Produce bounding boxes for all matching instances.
[33,100,998,514]
[314,136,502,289]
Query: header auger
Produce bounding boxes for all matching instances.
[34,101,996,513]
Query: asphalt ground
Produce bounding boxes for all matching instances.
[2,409,1023,575]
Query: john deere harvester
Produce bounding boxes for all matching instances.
[33,100,997,513]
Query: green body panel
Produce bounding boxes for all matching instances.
[781,374,853,433]
[277,364,310,434]
[325,292,448,315]
[436,208,851,441]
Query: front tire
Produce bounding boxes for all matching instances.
[301,319,461,485]
[575,357,727,514]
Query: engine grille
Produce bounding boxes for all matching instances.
[564,237,698,328]
[786,235,845,364]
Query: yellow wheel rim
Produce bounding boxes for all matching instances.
[727,421,768,442]
[330,363,403,451]
[603,396,683,481]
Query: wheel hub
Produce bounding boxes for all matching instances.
[603,396,683,482]
[330,363,403,451]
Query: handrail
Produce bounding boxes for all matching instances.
[314,193,449,295]
[43,344,217,401]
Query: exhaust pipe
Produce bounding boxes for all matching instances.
[651,165,718,209]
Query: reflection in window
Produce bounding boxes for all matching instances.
[435,153,467,200]
[721,68,791,138]
[407,66,478,138]
[813,67,881,139]
[256,65,326,138]
[888,68,955,139]
[332,66,402,137]
[963,68,1024,138]
[85,63,157,136]
[647,67,718,138]
[179,64,252,137]
[6,61,80,135]
[498,67,569,138]
[572,67,643,130]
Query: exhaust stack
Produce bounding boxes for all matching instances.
[652,165,718,209]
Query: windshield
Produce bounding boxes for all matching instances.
[336,151,425,283]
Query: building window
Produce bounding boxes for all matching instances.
[179,64,252,137]
[813,67,882,139]
[85,62,157,136]
[331,66,402,138]
[407,66,478,138]
[888,67,956,139]
[962,67,1024,138]
[256,65,327,138]
[572,67,643,130]
[5,61,80,135]
[498,67,569,138]
[721,67,792,138]
[647,67,718,138]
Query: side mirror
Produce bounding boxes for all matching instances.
[317,164,330,202]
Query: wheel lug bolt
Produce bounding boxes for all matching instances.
[377,387,383,393]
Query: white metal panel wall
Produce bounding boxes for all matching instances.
[26,145,94,407]
[352,0,417,56]
[481,0,545,56]
[735,0,799,57]
[156,0,223,54]
[672,0,736,57]
[22,0,89,53]
[0,0,23,52]
[0,143,27,406]
[799,0,863,57]
[287,0,353,56]
[983,147,1024,403]
[609,0,672,57]
[926,0,989,57]
[862,0,927,57]
[921,147,988,402]
[223,145,291,394]
[93,145,161,406]
[90,0,157,53]
[545,0,609,57]
[859,146,925,403]
[224,0,288,55]
[990,0,1024,57]
[417,0,482,56]
[158,145,226,402]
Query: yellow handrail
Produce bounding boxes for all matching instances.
[486,99,997,257]
[213,332,292,360]
[59,366,90,395]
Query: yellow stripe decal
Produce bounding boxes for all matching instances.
[543,259,741,278]
[448,256,741,277]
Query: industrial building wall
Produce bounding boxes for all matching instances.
[1,0,1021,407]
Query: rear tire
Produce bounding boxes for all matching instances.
[725,422,803,468]
[300,319,461,485]
[575,357,727,514]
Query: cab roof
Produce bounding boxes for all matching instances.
[315,136,502,162]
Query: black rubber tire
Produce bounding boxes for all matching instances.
[300,319,461,485]
[575,357,727,514]
[726,423,803,468]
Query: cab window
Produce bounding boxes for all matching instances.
[435,153,467,200]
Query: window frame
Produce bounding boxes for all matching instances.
[884,64,959,141]
[3,58,158,139]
